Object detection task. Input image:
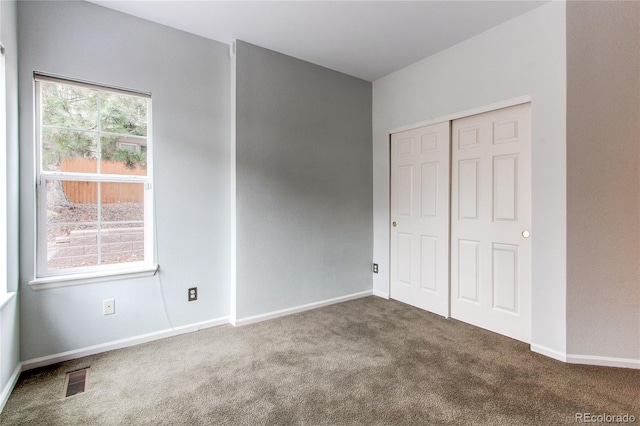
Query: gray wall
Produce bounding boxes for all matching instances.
[372,2,567,355]
[566,1,640,360]
[234,41,372,320]
[1,0,21,402]
[18,1,230,361]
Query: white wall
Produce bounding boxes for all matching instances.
[0,0,21,407]
[372,3,567,356]
[18,1,230,362]
[566,1,640,363]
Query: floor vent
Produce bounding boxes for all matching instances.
[63,367,90,397]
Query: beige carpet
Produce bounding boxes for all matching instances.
[2,297,638,425]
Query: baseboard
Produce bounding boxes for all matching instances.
[373,290,389,299]
[566,353,640,370]
[234,290,373,327]
[531,343,567,362]
[0,363,21,413]
[531,344,640,370]
[21,316,229,371]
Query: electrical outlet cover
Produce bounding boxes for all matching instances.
[103,299,115,315]
[188,287,197,301]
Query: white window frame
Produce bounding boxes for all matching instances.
[30,74,156,289]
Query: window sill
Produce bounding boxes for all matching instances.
[28,265,159,290]
[0,292,16,310]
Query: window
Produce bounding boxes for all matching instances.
[34,74,154,284]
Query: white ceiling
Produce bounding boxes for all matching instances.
[89,1,547,81]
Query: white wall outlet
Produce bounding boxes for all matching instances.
[103,299,115,315]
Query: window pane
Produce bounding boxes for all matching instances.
[46,179,98,270]
[42,128,98,172]
[45,181,146,269]
[46,180,98,221]
[101,182,145,265]
[41,82,98,130]
[101,136,147,175]
[47,224,99,270]
[100,92,148,136]
[100,182,145,207]
[101,224,145,265]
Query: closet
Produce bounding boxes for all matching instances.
[390,103,531,343]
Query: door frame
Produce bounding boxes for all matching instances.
[389,96,532,136]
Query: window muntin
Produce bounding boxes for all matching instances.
[36,75,153,278]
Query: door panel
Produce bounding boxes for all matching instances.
[397,166,413,216]
[397,233,412,286]
[458,159,480,220]
[492,243,518,313]
[493,155,518,222]
[420,235,438,292]
[390,121,450,317]
[421,163,438,217]
[451,103,531,343]
[458,239,480,303]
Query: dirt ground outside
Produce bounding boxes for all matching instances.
[46,202,145,268]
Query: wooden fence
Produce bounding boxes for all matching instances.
[61,158,145,204]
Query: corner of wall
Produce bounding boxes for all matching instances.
[229,39,237,326]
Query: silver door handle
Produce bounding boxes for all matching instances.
[522,230,530,238]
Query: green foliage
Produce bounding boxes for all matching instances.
[114,151,146,170]
[41,82,148,170]
[42,128,97,171]
[101,135,147,169]
[42,83,97,129]
[100,91,148,137]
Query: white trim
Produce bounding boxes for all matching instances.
[530,343,567,362]
[234,290,373,327]
[566,354,640,370]
[389,95,532,135]
[29,265,159,290]
[40,172,148,183]
[21,316,229,371]
[373,290,389,299]
[0,292,15,311]
[528,344,640,370]
[0,363,20,413]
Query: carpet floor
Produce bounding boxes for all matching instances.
[2,296,638,425]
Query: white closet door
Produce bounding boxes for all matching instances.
[451,103,532,343]
[390,121,450,317]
